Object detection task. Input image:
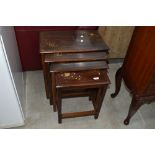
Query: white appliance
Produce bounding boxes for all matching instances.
[0,26,25,128]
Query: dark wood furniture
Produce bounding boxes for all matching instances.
[40,30,110,123]
[40,30,109,99]
[50,61,109,112]
[14,26,97,71]
[51,66,110,123]
[111,27,155,125]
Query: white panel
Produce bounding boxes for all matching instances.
[0,27,26,115]
[0,35,24,128]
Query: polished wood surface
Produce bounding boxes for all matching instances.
[40,30,109,53]
[55,70,110,88]
[45,52,108,63]
[145,67,155,96]
[111,26,155,125]
[50,61,108,73]
[123,27,155,96]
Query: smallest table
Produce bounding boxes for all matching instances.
[50,62,110,123]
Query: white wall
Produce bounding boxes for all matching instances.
[0,27,25,128]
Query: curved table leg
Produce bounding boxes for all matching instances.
[111,67,123,98]
[124,96,144,125]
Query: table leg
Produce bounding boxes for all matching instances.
[41,54,50,99]
[95,86,107,119]
[51,72,57,112]
[111,67,123,98]
[57,89,62,124]
[124,96,144,125]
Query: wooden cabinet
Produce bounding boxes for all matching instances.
[111,26,155,125]
[98,26,135,58]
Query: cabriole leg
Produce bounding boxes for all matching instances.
[111,67,123,98]
[124,96,143,125]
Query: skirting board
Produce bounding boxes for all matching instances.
[0,120,24,129]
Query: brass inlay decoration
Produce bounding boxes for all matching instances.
[54,52,63,56]
[79,32,95,37]
[93,77,99,80]
[44,40,62,51]
[64,73,70,77]
[90,33,94,36]
[61,72,81,80]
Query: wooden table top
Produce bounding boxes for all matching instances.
[50,61,108,73]
[44,52,108,63]
[40,30,109,53]
[55,70,110,88]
